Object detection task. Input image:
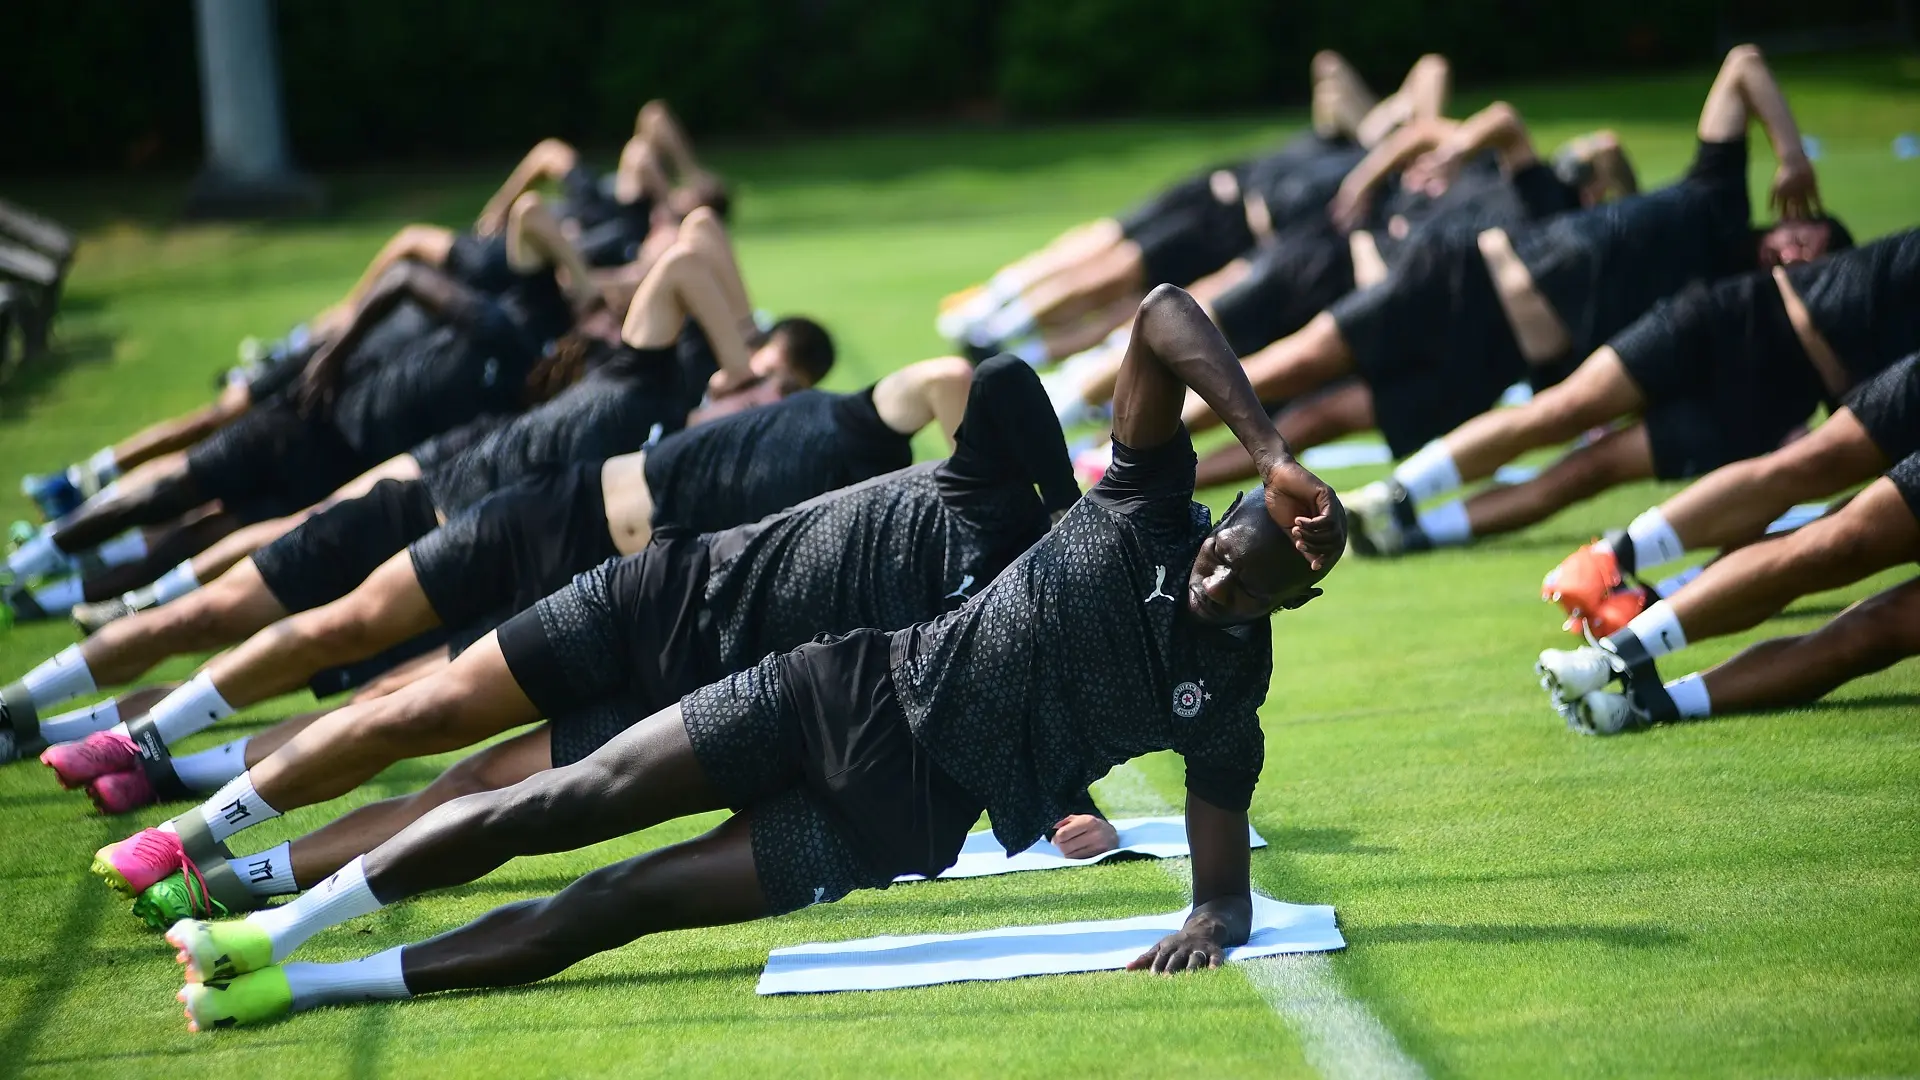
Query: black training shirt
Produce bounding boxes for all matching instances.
[642,387,914,535]
[1785,228,1920,386]
[421,345,691,514]
[1511,137,1755,357]
[329,305,538,463]
[889,429,1272,854]
[704,460,1052,670]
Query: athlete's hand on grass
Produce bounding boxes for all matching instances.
[1052,814,1119,859]
[1263,459,1344,572]
[1770,153,1821,220]
[1128,930,1227,975]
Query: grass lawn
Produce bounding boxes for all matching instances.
[2,51,1918,1079]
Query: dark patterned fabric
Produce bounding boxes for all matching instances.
[747,787,894,915]
[329,302,539,463]
[1848,352,1920,462]
[642,387,913,535]
[420,346,689,514]
[889,429,1272,855]
[1510,137,1754,360]
[1788,228,1920,386]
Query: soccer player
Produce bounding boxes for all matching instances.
[1,233,831,764]
[942,51,1450,364]
[1544,352,1920,635]
[1555,575,1920,729]
[41,353,980,810]
[1535,381,1920,733]
[147,285,1340,1029]
[100,357,1115,926]
[1344,226,1914,555]
[1184,44,1845,496]
[1053,97,1631,488]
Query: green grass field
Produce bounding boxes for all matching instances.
[3,52,1919,1079]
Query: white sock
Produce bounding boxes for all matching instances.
[37,698,122,743]
[250,856,385,962]
[1006,334,1049,367]
[7,531,70,579]
[1626,508,1686,571]
[143,672,235,746]
[1654,565,1703,599]
[28,576,84,614]
[171,736,251,792]
[195,772,282,844]
[1623,601,1688,659]
[1392,441,1463,503]
[86,447,120,486]
[977,297,1035,345]
[285,946,412,1012]
[94,530,149,568]
[125,561,200,610]
[1415,501,1473,546]
[230,839,298,898]
[1664,673,1712,718]
[21,645,96,710]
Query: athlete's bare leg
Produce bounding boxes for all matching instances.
[1656,409,1889,551]
[1435,347,1645,483]
[1460,425,1656,537]
[1696,577,1920,713]
[1194,381,1377,489]
[1185,313,1357,433]
[74,560,288,688]
[1666,477,1920,642]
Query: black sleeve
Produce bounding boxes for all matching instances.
[1510,162,1582,220]
[942,354,1080,514]
[1685,137,1749,192]
[1180,709,1265,813]
[1044,790,1107,838]
[1085,429,1197,533]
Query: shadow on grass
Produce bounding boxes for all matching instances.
[0,817,119,1069]
[1260,825,1398,856]
[1750,692,1920,714]
[1362,921,1685,949]
[0,331,119,421]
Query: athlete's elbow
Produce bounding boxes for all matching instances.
[1723,43,1764,73]
[1138,283,1200,326]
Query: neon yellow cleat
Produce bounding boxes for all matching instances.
[178,967,292,1031]
[165,918,273,982]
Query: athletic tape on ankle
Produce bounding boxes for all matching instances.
[192,844,258,912]
[125,716,194,801]
[0,684,43,754]
[171,807,238,881]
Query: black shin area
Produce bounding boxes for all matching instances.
[53,471,208,553]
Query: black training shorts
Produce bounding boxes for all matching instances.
[1330,230,1535,458]
[409,463,618,633]
[496,536,717,768]
[676,630,983,914]
[251,478,440,614]
[184,400,364,523]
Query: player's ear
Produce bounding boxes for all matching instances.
[1276,587,1323,611]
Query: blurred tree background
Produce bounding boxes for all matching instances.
[4,0,1908,172]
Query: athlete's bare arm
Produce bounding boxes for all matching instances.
[1697,45,1819,218]
[1129,792,1253,972]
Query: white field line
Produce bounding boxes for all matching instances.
[1094,763,1428,1080]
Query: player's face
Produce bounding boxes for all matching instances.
[1185,496,1316,626]
[1759,220,1832,267]
[749,342,800,386]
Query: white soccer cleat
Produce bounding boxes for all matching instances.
[1345,480,1419,556]
[1566,690,1642,736]
[1535,646,1621,703]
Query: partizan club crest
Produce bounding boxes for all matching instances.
[1172,680,1207,718]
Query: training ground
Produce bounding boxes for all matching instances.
[1,51,1917,1079]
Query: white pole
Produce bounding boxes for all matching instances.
[186,0,322,216]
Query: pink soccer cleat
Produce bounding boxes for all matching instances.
[92,827,190,896]
[1073,443,1113,488]
[40,731,138,789]
[87,768,159,814]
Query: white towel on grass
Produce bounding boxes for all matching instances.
[756,894,1342,994]
[896,816,1266,881]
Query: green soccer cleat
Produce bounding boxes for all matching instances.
[165,918,273,982]
[178,967,292,1031]
[133,871,236,930]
